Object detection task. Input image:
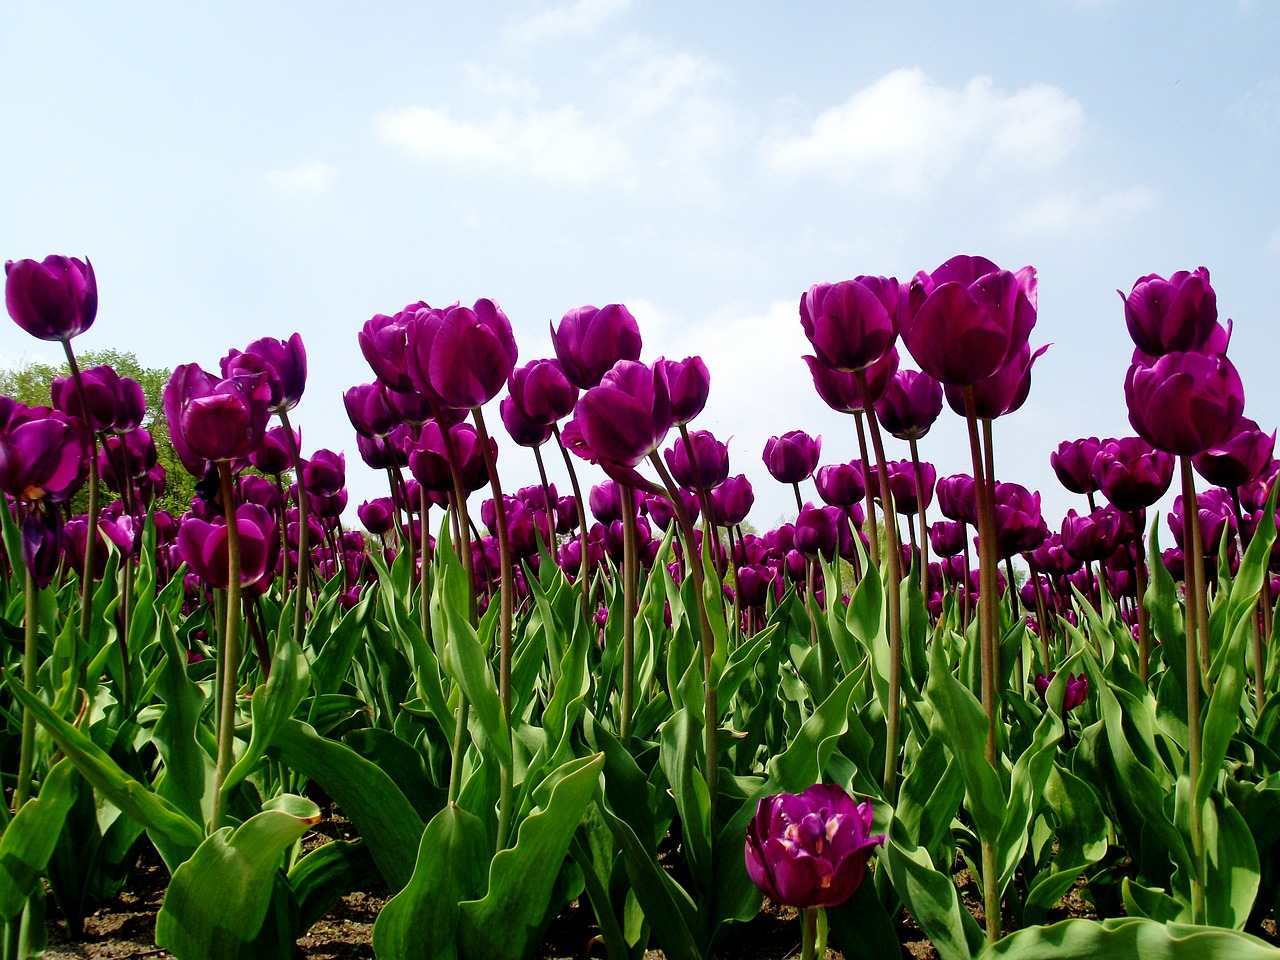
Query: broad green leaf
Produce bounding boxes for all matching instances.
[978,917,1280,959]
[1023,767,1109,925]
[155,794,319,960]
[884,818,984,960]
[1202,792,1260,930]
[371,804,489,960]
[288,838,379,934]
[153,612,213,830]
[221,635,311,801]
[0,760,78,920]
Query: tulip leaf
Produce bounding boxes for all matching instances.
[153,612,213,830]
[883,817,984,960]
[660,709,712,894]
[2,669,204,864]
[267,718,422,891]
[309,589,373,697]
[369,547,451,728]
[458,753,605,960]
[371,804,490,960]
[976,917,1280,959]
[827,871,901,960]
[0,759,78,921]
[1023,766,1109,925]
[1198,613,1249,811]
[155,794,320,960]
[1201,791,1259,930]
[288,838,379,934]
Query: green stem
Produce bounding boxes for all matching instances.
[801,906,818,960]
[213,461,244,831]
[1131,509,1151,686]
[620,485,638,745]
[1179,457,1206,925]
[278,411,310,652]
[15,567,38,811]
[552,423,594,625]
[852,411,879,560]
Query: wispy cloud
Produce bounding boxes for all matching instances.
[264,160,337,193]
[504,0,632,45]
[374,104,631,184]
[1006,186,1155,235]
[761,68,1085,196]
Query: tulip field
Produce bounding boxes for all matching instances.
[5,254,1280,959]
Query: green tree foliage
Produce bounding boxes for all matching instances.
[0,349,196,515]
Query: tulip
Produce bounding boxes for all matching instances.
[410,299,518,411]
[344,382,397,438]
[874,369,943,441]
[1120,267,1219,357]
[665,429,730,491]
[551,303,642,390]
[803,349,898,413]
[708,474,754,527]
[1125,351,1245,456]
[1034,671,1088,712]
[744,783,884,909]
[499,395,555,448]
[799,276,899,372]
[763,431,821,485]
[1092,437,1174,511]
[943,342,1050,420]
[163,363,272,473]
[176,503,277,591]
[567,360,673,468]
[5,255,97,342]
[1050,437,1104,497]
[51,365,146,435]
[222,333,307,413]
[359,304,425,394]
[507,358,578,426]
[900,255,1036,387]
[1193,417,1276,490]
[0,411,90,504]
[657,356,711,425]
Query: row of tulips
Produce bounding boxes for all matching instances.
[1,253,1279,960]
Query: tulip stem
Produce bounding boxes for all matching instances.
[800,906,818,960]
[1130,509,1151,686]
[472,406,515,851]
[620,485,638,744]
[909,437,930,586]
[1179,457,1207,925]
[278,411,310,652]
[15,566,38,811]
[552,424,594,627]
[213,461,243,831]
[855,373,902,802]
[852,411,880,561]
[61,342,102,697]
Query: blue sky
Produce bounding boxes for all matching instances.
[4,1,1279,531]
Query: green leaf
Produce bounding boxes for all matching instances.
[222,635,311,801]
[288,838,379,934]
[1023,767,1109,925]
[371,804,490,960]
[459,753,605,960]
[1201,792,1260,930]
[883,818,984,960]
[0,760,78,920]
[977,917,1280,959]
[155,794,319,960]
[153,612,214,831]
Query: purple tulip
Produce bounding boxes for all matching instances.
[222,333,307,413]
[499,395,555,448]
[1050,438,1104,496]
[943,342,1050,420]
[873,369,943,441]
[657,356,711,425]
[735,563,775,608]
[1193,417,1276,490]
[589,481,624,524]
[1061,506,1130,563]
[1091,437,1174,511]
[744,783,884,909]
[929,520,966,558]
[1034,671,1088,711]
[993,482,1047,559]
[344,382,397,439]
[799,277,899,372]
[709,474,754,526]
[359,304,426,394]
[163,363,272,474]
[0,409,90,504]
[900,255,1036,387]
[98,429,158,493]
[63,515,134,580]
[5,255,97,342]
[1120,267,1219,357]
[1125,351,1245,456]
[935,474,977,526]
[409,299,518,411]
[22,511,63,588]
[567,360,673,468]
[1169,488,1238,555]
[408,421,493,494]
[177,503,277,591]
[794,503,843,560]
[803,349,898,413]
[763,430,821,485]
[551,303,643,390]
[301,449,345,498]
[814,461,866,508]
[507,358,578,426]
[250,425,299,476]
[51,365,146,435]
[665,429,730,491]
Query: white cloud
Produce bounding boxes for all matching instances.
[374,104,631,184]
[504,0,632,45]
[264,160,337,193]
[761,68,1085,196]
[1006,186,1155,235]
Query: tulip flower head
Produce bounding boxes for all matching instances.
[5,255,97,342]
[552,303,643,390]
[744,783,884,909]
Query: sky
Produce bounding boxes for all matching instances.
[4,1,1280,536]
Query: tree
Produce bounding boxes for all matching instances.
[0,349,196,516]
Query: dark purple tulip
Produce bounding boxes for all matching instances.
[250,425,299,476]
[136,464,167,507]
[665,429,730,491]
[1092,437,1174,511]
[222,333,307,413]
[241,475,283,513]
[1120,267,1219,357]
[1025,533,1081,577]
[763,430,821,485]
[943,342,1050,419]
[5,255,97,342]
[22,511,63,588]
[568,360,673,468]
[0,411,89,503]
[344,382,397,439]
[935,473,977,526]
[1193,417,1276,490]
[803,348,899,413]
[359,304,425,394]
[411,300,518,411]
[901,255,1037,387]
[164,363,272,474]
[799,276,899,372]
[98,429,159,493]
[1050,437,1104,496]
[929,520,966,558]
[408,421,492,494]
[51,365,146,435]
[1061,506,1130,564]
[552,303,643,390]
[815,461,865,508]
[589,481,623,524]
[1169,488,1237,555]
[302,449,345,498]
[885,459,935,516]
[794,503,842,559]
[385,383,440,427]
[358,498,396,536]
[499,395,554,448]
[744,783,884,909]
[1125,351,1245,456]
[356,429,409,472]
[993,482,1047,560]
[1034,671,1088,711]
[873,369,943,441]
[656,356,711,425]
[177,503,276,591]
[507,358,578,426]
[709,474,754,526]
[644,489,699,531]
[736,563,775,608]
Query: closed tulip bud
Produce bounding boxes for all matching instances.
[500,394,554,448]
[874,369,943,441]
[223,333,307,413]
[52,365,146,434]
[551,303,642,390]
[1193,417,1276,490]
[665,429,730,491]
[657,356,710,425]
[1051,437,1104,496]
[709,474,754,526]
[1125,351,1245,456]
[507,358,578,426]
[799,276,899,373]
[343,382,397,439]
[567,360,673,468]
[814,460,865,508]
[5,255,97,342]
[803,348,898,414]
[1120,267,1219,357]
[1091,436,1174,511]
[763,430,821,484]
